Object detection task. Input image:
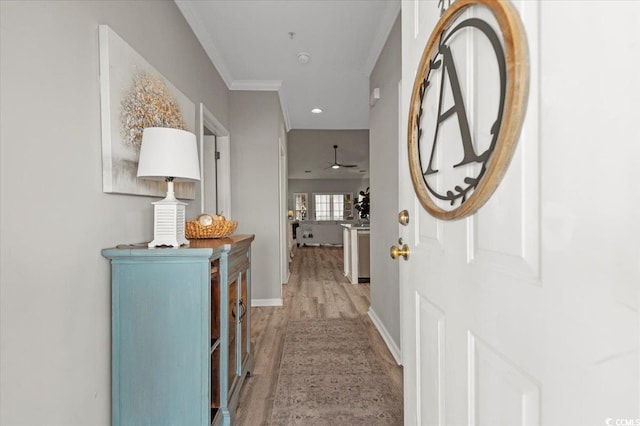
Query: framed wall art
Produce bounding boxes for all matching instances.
[99,24,195,199]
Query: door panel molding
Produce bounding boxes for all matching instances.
[466,0,540,284]
[416,196,444,250]
[416,292,445,426]
[468,332,540,426]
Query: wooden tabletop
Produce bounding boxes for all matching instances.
[103,234,255,259]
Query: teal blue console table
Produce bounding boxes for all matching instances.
[103,234,254,426]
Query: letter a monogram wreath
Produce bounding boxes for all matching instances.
[408,0,529,220]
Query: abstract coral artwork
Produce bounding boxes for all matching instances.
[99,25,195,198]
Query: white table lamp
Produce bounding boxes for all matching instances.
[137,127,200,248]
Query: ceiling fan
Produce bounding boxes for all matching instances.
[328,144,357,169]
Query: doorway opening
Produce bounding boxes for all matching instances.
[198,103,230,217]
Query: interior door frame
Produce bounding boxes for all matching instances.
[197,103,230,216]
[278,136,289,287]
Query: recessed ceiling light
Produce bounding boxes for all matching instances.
[311,108,323,114]
[331,164,340,169]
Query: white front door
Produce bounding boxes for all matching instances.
[399,1,639,424]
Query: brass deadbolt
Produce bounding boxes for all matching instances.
[398,210,409,226]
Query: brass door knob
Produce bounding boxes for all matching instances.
[390,244,410,261]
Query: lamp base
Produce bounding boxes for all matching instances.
[148,183,189,248]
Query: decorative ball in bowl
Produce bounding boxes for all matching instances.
[186,214,237,239]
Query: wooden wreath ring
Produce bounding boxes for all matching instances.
[407,0,529,220]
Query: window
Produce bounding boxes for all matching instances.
[293,193,308,220]
[314,193,352,221]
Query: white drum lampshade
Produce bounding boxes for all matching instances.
[137,127,200,248]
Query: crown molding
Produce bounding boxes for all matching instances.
[175,0,233,88]
[229,80,282,91]
[363,0,401,77]
[278,89,292,132]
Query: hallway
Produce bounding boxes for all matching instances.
[235,246,403,424]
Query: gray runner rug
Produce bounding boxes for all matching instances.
[269,318,403,425]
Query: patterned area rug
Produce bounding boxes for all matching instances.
[270,318,403,425]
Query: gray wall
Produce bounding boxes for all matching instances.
[369,14,401,351]
[0,1,228,424]
[230,91,285,303]
[287,129,369,180]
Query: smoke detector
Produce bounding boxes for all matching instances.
[297,52,311,64]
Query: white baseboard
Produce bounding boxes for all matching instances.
[368,307,402,365]
[251,298,283,307]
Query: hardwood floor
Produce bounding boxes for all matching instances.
[235,245,403,425]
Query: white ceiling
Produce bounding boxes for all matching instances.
[175,0,400,131]
[175,0,400,179]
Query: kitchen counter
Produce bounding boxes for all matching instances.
[294,220,362,246]
[341,224,370,284]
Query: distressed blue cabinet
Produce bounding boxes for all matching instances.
[103,234,254,426]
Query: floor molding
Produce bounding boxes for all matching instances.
[368,307,402,365]
[252,298,283,307]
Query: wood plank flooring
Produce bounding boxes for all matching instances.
[235,245,403,425]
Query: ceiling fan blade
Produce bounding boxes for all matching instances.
[327,145,357,170]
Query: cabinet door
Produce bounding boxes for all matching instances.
[211,262,220,340]
[210,262,220,409]
[240,272,248,363]
[110,259,210,425]
[227,278,238,390]
[210,347,220,410]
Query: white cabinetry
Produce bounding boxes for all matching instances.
[341,224,370,284]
